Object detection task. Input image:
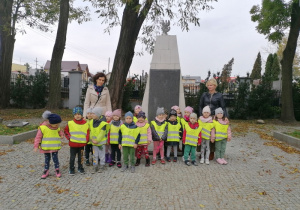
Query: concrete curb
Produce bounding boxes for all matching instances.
[273,131,300,149]
[0,129,38,145]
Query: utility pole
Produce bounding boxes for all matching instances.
[34,57,38,70]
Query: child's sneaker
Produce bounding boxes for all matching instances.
[191,160,198,166]
[135,158,141,166]
[117,162,122,168]
[78,168,85,174]
[184,160,190,166]
[216,158,223,165]
[205,159,210,165]
[151,160,156,165]
[173,157,177,162]
[222,158,228,165]
[145,159,150,167]
[69,169,75,176]
[109,161,115,167]
[55,169,61,178]
[41,169,49,179]
[131,166,135,173]
[166,157,171,162]
[160,159,166,164]
[200,158,204,164]
[85,160,90,166]
[121,165,128,172]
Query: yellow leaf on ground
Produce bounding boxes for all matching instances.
[199,204,205,208]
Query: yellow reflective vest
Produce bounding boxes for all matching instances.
[198,121,214,140]
[68,121,89,144]
[90,119,108,146]
[180,118,188,130]
[120,125,140,147]
[151,121,167,139]
[138,123,149,145]
[185,124,202,147]
[40,125,61,150]
[167,122,181,142]
[213,120,229,141]
[110,123,121,145]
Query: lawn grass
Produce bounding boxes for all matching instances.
[0,109,73,121]
[286,130,300,139]
[0,124,38,135]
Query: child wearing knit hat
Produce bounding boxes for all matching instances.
[181,106,194,161]
[150,107,168,165]
[34,113,63,179]
[213,108,232,165]
[198,106,215,165]
[64,107,89,175]
[133,105,148,123]
[182,113,202,166]
[166,109,182,162]
[40,110,52,126]
[89,107,109,173]
[119,111,141,173]
[104,111,113,164]
[108,109,123,168]
[84,108,94,166]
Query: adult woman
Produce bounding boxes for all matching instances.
[83,73,112,117]
[198,78,228,160]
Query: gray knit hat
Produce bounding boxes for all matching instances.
[125,111,133,119]
[156,107,164,116]
[86,108,93,114]
[42,110,52,120]
[190,113,197,120]
[92,107,103,118]
[215,107,224,115]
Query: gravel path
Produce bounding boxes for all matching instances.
[0,122,299,209]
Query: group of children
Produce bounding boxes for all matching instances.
[33,104,231,178]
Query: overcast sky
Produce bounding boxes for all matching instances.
[13,0,272,79]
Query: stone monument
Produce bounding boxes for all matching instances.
[142,22,186,121]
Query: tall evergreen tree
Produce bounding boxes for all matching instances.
[272,53,281,80]
[250,52,262,80]
[264,53,273,79]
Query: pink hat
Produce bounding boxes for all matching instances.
[105,111,112,117]
[184,106,193,114]
[134,105,142,111]
[112,109,122,118]
[171,105,179,110]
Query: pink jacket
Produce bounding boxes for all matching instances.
[215,118,232,140]
[135,121,152,145]
[34,123,64,154]
[199,116,216,141]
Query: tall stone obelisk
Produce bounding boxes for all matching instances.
[142,22,186,121]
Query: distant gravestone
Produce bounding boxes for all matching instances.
[6,121,29,128]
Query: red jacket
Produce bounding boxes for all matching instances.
[64,119,90,148]
[182,122,202,145]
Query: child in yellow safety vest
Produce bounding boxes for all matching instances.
[64,107,89,175]
[166,109,182,162]
[181,106,194,161]
[135,111,152,167]
[105,111,113,164]
[108,109,123,168]
[119,111,140,173]
[150,107,168,165]
[90,107,109,173]
[34,113,63,179]
[133,105,148,123]
[84,108,93,166]
[214,108,231,165]
[182,113,202,166]
[171,105,183,153]
[199,106,215,165]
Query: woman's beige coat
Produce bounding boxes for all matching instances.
[83,85,112,117]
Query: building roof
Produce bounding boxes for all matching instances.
[12,63,27,72]
[182,75,201,83]
[44,60,82,72]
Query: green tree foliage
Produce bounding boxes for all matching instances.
[250,0,300,122]
[250,52,262,80]
[272,53,281,80]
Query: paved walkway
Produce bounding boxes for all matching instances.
[0,121,300,209]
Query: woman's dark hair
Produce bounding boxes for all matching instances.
[93,72,107,85]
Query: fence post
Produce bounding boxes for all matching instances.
[68,71,83,109]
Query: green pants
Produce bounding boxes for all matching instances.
[215,139,227,159]
[122,146,135,166]
[184,144,196,161]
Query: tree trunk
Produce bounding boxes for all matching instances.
[46,0,70,109]
[0,0,14,108]
[108,0,153,110]
[280,2,300,122]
